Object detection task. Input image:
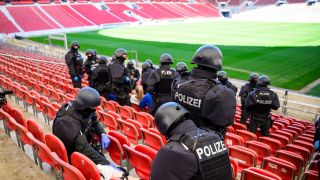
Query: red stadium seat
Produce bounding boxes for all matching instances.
[71,152,101,180]
[232,122,247,131]
[107,131,130,166]
[275,150,304,176]
[108,111,121,121]
[118,105,133,120]
[134,111,153,129]
[241,167,282,180]
[236,130,257,141]
[229,157,238,180]
[274,130,293,143]
[301,170,319,180]
[308,161,318,171]
[245,140,271,165]
[227,126,235,133]
[229,145,258,172]
[261,157,296,180]
[10,108,27,127]
[286,144,310,162]
[139,112,155,128]
[27,120,45,143]
[292,140,314,155]
[118,119,140,144]
[281,129,298,139]
[26,132,54,169]
[45,133,69,163]
[50,152,85,180]
[225,132,244,147]
[297,136,313,144]
[135,144,157,161]
[259,137,281,155]
[11,117,33,152]
[148,128,167,145]
[123,144,153,180]
[287,126,303,135]
[140,128,164,151]
[98,110,120,131]
[269,134,289,148]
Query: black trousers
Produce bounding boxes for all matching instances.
[240,105,249,124]
[71,77,82,88]
[248,115,270,136]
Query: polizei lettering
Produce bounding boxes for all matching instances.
[196,141,227,160]
[175,92,202,108]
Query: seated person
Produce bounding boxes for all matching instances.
[130,85,152,112]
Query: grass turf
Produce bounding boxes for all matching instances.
[29,21,320,94]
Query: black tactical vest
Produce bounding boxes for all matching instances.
[252,89,274,117]
[170,129,232,180]
[156,68,175,94]
[96,65,109,83]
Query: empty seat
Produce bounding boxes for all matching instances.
[227,126,235,133]
[98,110,120,131]
[232,122,247,131]
[259,137,281,155]
[134,144,157,161]
[261,157,296,180]
[287,126,303,135]
[71,152,101,180]
[293,140,314,155]
[229,157,238,180]
[301,170,319,180]
[118,105,133,120]
[241,167,282,180]
[225,132,244,147]
[140,128,164,151]
[27,120,45,142]
[134,111,153,129]
[269,134,289,148]
[274,130,293,143]
[297,136,313,144]
[245,140,271,165]
[275,150,304,176]
[236,130,257,141]
[50,152,85,180]
[107,130,130,166]
[123,144,153,180]
[45,133,69,163]
[118,119,140,144]
[229,145,258,172]
[286,144,310,162]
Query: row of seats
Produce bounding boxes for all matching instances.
[1,2,220,33]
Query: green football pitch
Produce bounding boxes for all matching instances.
[29,21,320,96]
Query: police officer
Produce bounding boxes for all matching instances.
[151,102,232,180]
[246,75,280,136]
[65,41,84,88]
[176,62,189,78]
[108,48,131,106]
[239,73,259,124]
[217,71,238,95]
[125,60,140,90]
[84,49,98,87]
[141,62,154,93]
[91,56,110,98]
[52,87,111,165]
[146,53,179,114]
[172,45,236,136]
[146,59,156,70]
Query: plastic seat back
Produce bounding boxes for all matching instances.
[229,145,258,172]
[233,122,247,131]
[245,140,271,165]
[286,144,310,162]
[269,134,289,148]
[241,167,282,180]
[118,119,140,144]
[275,150,304,176]
[229,157,238,180]
[134,111,151,129]
[140,128,164,151]
[98,110,119,131]
[259,137,281,155]
[123,144,152,180]
[45,133,69,163]
[118,105,133,120]
[135,144,158,161]
[261,157,296,180]
[51,152,85,180]
[10,108,27,127]
[148,128,167,145]
[26,133,53,166]
[225,132,244,147]
[301,170,319,180]
[27,120,45,143]
[236,130,257,141]
[292,140,314,155]
[71,152,101,180]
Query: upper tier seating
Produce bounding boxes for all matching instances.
[0,11,19,34]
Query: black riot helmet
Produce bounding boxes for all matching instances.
[176,62,188,73]
[142,62,151,71]
[249,73,259,81]
[191,45,222,71]
[98,56,108,64]
[85,49,94,56]
[70,41,80,50]
[217,71,227,79]
[257,75,271,86]
[154,102,189,136]
[160,53,173,64]
[72,87,101,110]
[127,60,135,68]
[114,48,127,62]
[92,49,97,56]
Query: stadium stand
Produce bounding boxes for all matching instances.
[7,6,59,31]
[0,11,19,34]
[41,5,93,28]
[71,4,122,24]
